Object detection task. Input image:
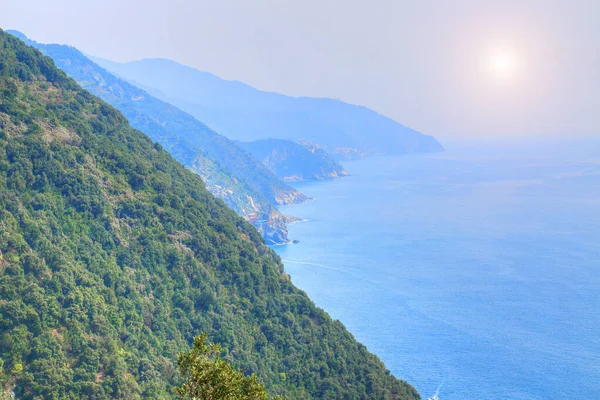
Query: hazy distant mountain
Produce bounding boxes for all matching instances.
[92,57,444,160]
[238,139,348,181]
[10,31,307,244]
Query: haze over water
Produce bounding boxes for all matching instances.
[275,139,600,399]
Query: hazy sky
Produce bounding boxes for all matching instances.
[2,0,599,139]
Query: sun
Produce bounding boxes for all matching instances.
[491,53,514,74]
[487,47,519,81]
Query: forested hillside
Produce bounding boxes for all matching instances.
[9,31,305,244]
[0,30,419,399]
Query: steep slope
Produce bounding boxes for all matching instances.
[9,31,306,245]
[93,57,443,160]
[0,30,419,400]
[238,139,348,181]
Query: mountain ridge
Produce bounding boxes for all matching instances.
[92,57,444,160]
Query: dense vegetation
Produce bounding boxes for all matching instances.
[10,31,305,244]
[176,334,284,400]
[0,30,419,399]
[238,139,348,181]
[92,57,443,160]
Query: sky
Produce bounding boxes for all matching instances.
[1,0,599,140]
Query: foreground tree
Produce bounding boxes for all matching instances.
[176,334,284,400]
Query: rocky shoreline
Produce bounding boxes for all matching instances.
[252,202,312,245]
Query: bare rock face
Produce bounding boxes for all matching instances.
[256,221,289,245]
[252,209,293,245]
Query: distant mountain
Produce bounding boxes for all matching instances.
[0,29,420,399]
[238,139,348,181]
[9,31,306,244]
[93,57,444,160]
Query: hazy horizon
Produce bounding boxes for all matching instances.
[2,0,598,141]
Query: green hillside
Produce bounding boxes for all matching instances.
[9,31,305,245]
[0,30,419,399]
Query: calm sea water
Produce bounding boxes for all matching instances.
[275,139,600,400]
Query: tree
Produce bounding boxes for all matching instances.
[175,334,284,400]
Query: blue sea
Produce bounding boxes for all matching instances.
[274,138,600,400]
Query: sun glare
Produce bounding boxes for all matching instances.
[487,47,519,81]
[491,53,513,73]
